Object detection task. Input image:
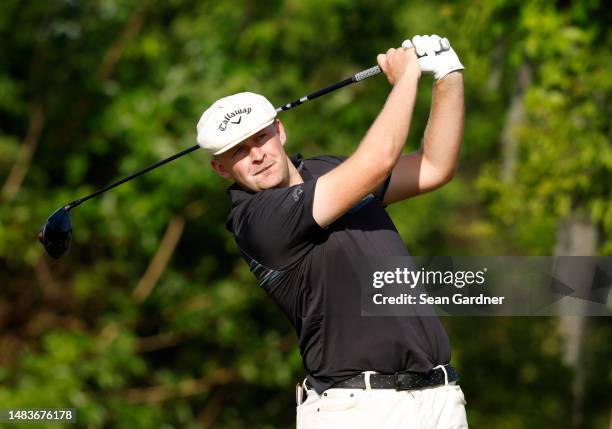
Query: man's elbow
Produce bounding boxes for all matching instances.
[445,162,460,184]
[428,164,458,190]
[441,169,456,186]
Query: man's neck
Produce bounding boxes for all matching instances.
[287,156,305,187]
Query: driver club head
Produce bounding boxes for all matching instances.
[38,206,73,259]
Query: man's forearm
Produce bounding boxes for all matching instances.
[357,72,420,169]
[422,72,464,180]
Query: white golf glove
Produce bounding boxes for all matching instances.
[402,35,464,81]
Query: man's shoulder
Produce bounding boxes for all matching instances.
[302,154,347,175]
[304,154,347,165]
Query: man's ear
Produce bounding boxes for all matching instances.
[210,158,232,179]
[276,119,287,146]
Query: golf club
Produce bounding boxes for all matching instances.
[39,41,448,258]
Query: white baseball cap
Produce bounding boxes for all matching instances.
[196,92,277,155]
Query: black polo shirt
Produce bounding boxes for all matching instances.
[225,154,451,394]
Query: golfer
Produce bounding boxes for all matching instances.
[197,34,467,428]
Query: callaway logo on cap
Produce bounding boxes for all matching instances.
[196,92,277,155]
[218,107,251,131]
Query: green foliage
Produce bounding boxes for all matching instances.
[474,1,611,254]
[0,0,610,427]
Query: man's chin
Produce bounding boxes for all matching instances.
[257,181,281,191]
[255,175,286,191]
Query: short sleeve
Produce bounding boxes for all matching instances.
[373,174,392,202]
[230,178,324,271]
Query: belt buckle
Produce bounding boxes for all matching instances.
[394,370,426,390]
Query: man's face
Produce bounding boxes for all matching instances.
[211,119,290,192]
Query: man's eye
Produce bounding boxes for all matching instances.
[256,133,267,142]
[233,147,244,157]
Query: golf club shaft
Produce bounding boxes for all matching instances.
[65,64,384,210]
[276,65,382,112]
[66,144,201,209]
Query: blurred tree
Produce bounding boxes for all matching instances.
[0,0,609,427]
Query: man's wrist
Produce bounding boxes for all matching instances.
[433,70,463,88]
[396,68,421,86]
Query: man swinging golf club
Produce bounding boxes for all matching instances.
[198,34,467,428]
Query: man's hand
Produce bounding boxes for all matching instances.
[376,44,421,85]
[405,35,464,81]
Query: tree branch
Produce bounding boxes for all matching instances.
[132,215,185,303]
[123,368,238,404]
[1,102,45,203]
[96,5,147,83]
[198,387,232,428]
[61,4,148,144]
[135,330,187,353]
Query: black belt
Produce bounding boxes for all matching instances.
[331,364,458,390]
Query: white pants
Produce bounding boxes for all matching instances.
[296,378,468,429]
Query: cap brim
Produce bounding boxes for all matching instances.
[212,118,276,155]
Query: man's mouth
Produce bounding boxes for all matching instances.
[253,163,274,176]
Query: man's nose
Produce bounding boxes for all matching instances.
[250,145,265,162]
